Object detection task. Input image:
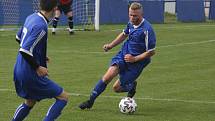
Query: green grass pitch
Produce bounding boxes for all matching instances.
[0,22,215,121]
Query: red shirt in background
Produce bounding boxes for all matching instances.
[59,0,71,5]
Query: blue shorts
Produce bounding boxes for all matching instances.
[13,69,63,101]
[110,51,150,91]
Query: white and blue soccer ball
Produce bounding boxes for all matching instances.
[119,97,137,114]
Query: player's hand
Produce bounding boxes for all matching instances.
[124,54,136,63]
[103,44,112,52]
[36,66,48,77]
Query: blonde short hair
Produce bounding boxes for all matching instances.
[130,2,143,11]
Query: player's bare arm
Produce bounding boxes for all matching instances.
[136,50,155,62]
[124,54,136,63]
[103,32,128,52]
[124,50,155,63]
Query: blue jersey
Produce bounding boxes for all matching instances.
[122,18,156,57]
[110,18,156,90]
[15,12,48,74]
[13,12,63,100]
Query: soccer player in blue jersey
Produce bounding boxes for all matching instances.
[79,2,156,109]
[12,0,69,120]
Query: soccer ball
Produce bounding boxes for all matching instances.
[119,97,137,114]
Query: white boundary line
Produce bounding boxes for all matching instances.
[68,92,215,104]
[158,39,215,48]
[0,39,215,54]
[155,24,215,29]
[72,39,215,54]
[102,24,215,32]
[1,89,215,104]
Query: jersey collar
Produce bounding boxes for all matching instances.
[37,12,49,25]
[133,18,145,29]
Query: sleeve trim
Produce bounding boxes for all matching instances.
[19,48,33,56]
[16,35,20,40]
[144,30,149,51]
[29,30,46,53]
[147,48,156,52]
[123,29,128,35]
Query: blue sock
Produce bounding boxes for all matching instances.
[43,99,67,121]
[89,80,107,102]
[12,103,32,121]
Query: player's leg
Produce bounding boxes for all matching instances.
[114,61,150,98]
[63,1,74,35]
[113,79,137,98]
[90,65,119,101]
[79,65,119,109]
[43,91,69,121]
[66,11,74,35]
[12,99,36,121]
[127,81,137,98]
[126,61,150,98]
[52,8,61,35]
[112,79,123,92]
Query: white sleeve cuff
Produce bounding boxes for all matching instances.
[123,31,127,35]
[16,35,20,40]
[147,48,156,52]
[19,48,33,56]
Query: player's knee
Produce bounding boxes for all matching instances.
[66,11,73,17]
[61,91,69,101]
[102,76,112,84]
[56,91,69,101]
[113,85,121,93]
[25,99,36,107]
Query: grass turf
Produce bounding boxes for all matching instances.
[0,22,215,121]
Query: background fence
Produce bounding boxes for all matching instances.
[0,0,214,26]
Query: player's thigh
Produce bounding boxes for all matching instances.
[66,11,73,17]
[55,9,62,17]
[29,77,64,100]
[120,62,149,86]
[102,65,119,83]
